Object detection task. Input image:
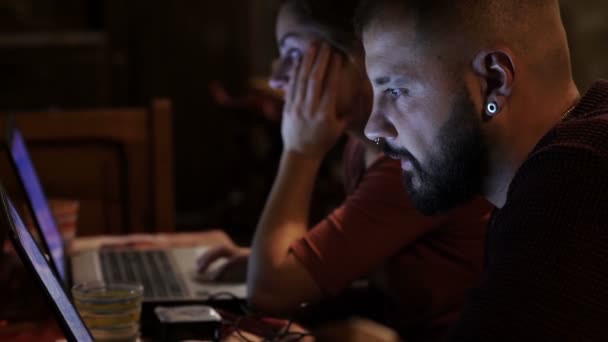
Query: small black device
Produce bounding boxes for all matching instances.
[154,305,222,342]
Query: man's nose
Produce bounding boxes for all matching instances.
[364,105,398,142]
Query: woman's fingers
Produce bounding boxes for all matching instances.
[305,43,332,112]
[323,53,349,130]
[213,255,249,283]
[279,46,349,158]
[284,56,301,113]
[197,246,235,273]
[292,44,318,111]
[320,52,343,111]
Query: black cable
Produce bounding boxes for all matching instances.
[205,291,315,341]
[281,332,315,342]
[232,316,258,342]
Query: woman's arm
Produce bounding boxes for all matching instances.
[247,43,346,315]
[247,151,324,314]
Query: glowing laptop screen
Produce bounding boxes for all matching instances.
[9,129,65,281]
[7,198,92,342]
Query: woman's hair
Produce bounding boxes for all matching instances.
[281,0,363,55]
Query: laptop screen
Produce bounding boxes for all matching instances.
[6,197,93,342]
[9,129,66,281]
[0,210,5,256]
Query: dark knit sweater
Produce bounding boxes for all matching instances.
[449,80,608,341]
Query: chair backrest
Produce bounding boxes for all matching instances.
[0,99,175,235]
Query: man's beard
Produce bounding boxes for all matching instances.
[384,91,487,215]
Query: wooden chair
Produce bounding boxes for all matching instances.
[0,99,175,236]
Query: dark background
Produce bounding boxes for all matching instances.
[0,0,605,241]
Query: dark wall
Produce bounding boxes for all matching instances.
[123,0,253,217]
[561,0,608,91]
[0,0,275,239]
[0,0,90,31]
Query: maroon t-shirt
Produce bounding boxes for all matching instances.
[450,80,608,341]
[290,138,493,341]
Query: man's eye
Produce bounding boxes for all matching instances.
[384,88,408,100]
[288,49,302,61]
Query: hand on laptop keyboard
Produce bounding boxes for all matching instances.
[196,245,250,283]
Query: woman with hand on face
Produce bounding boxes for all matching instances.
[198,1,493,340]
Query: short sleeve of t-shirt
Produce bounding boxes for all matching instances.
[290,155,441,295]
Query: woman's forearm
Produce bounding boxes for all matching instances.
[246,150,323,313]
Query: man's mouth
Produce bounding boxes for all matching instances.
[401,159,414,172]
[381,142,403,159]
[381,142,417,172]
[383,150,402,160]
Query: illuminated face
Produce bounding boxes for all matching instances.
[363,13,487,215]
[269,3,372,132]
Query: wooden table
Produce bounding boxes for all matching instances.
[70,230,234,252]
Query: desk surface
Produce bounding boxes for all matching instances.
[1,231,382,341]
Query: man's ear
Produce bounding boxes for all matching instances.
[472,49,515,117]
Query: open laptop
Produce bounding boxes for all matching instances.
[4,121,246,303]
[0,189,5,256]
[0,184,94,342]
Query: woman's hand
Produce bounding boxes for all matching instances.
[196,245,250,283]
[281,43,347,159]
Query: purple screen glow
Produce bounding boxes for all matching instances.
[9,200,93,342]
[10,130,65,281]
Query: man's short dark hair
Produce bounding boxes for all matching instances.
[355,0,559,51]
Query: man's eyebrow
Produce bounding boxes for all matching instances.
[279,33,301,48]
[374,75,410,87]
[374,77,391,86]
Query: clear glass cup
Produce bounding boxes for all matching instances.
[72,282,144,342]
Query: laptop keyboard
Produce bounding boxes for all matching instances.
[99,250,187,299]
